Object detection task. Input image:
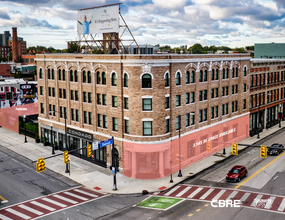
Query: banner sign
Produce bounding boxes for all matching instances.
[67,128,93,141]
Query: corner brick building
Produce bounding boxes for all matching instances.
[36,53,250,171]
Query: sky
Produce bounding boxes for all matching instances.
[0,0,285,49]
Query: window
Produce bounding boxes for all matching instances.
[211,89,214,99]
[49,105,52,115]
[199,90,207,101]
[186,93,190,104]
[70,70,73,81]
[204,90,207,100]
[176,72,181,85]
[40,103,44,114]
[215,69,219,80]
[243,99,246,109]
[124,97,129,109]
[112,96,117,107]
[232,68,235,78]
[75,91,79,101]
[211,69,215,80]
[88,93,92,103]
[191,71,195,83]
[199,110,202,122]
[186,71,190,84]
[199,70,203,82]
[244,84,247,92]
[215,106,218,118]
[225,103,228,114]
[102,94,106,105]
[125,120,129,134]
[222,69,225,79]
[63,89,66,99]
[83,71,86,83]
[97,72,101,84]
[191,113,195,125]
[143,99,152,110]
[222,104,225,116]
[199,91,203,101]
[226,68,229,78]
[52,88,55,97]
[71,109,75,121]
[103,115,107,128]
[60,107,63,118]
[98,114,102,127]
[191,92,195,103]
[232,101,238,112]
[176,95,181,107]
[186,114,190,127]
[84,111,88,124]
[244,67,247,76]
[75,70,78,82]
[87,71,91,83]
[166,119,169,133]
[165,97,169,109]
[113,117,118,131]
[143,121,152,136]
[39,69,43,79]
[102,72,106,85]
[204,70,208,81]
[142,74,151,88]
[63,69,66,81]
[97,94,102,104]
[48,87,51,96]
[40,86,44,95]
[52,69,54,79]
[165,72,169,87]
[89,112,93,125]
[112,72,117,86]
[59,88,62,98]
[124,73,128,87]
[203,109,207,121]
[236,67,238,77]
[76,110,79,122]
[211,107,214,119]
[176,116,180,130]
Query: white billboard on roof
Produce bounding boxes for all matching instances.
[77,5,120,35]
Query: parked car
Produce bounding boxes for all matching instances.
[268,143,284,156]
[226,165,248,182]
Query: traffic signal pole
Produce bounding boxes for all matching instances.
[112,136,117,191]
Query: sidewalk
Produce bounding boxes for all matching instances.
[0,124,283,195]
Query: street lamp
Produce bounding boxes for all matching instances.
[279,104,282,128]
[23,115,27,143]
[51,123,55,154]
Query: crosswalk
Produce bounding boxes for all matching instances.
[152,184,285,214]
[0,186,107,220]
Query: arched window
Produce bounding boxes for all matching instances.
[244,67,247,76]
[97,71,101,84]
[39,68,43,79]
[48,68,51,79]
[124,73,128,87]
[52,69,54,79]
[215,69,218,80]
[176,72,181,85]
[232,68,235,78]
[199,70,203,82]
[222,68,225,79]
[186,71,189,84]
[165,72,169,87]
[87,71,91,83]
[112,72,117,86]
[102,72,106,85]
[236,67,238,77]
[70,70,73,81]
[58,69,61,80]
[63,69,66,81]
[75,70,78,82]
[211,69,215,80]
[191,71,195,83]
[142,74,151,88]
[83,70,86,83]
[226,68,229,78]
[204,70,207,81]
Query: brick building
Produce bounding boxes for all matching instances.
[249,59,285,136]
[21,55,36,65]
[36,53,250,173]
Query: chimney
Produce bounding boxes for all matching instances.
[12,27,19,63]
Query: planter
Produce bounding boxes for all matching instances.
[250,130,256,137]
[35,139,40,143]
[43,142,49,146]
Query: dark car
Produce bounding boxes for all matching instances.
[226,165,248,182]
[268,143,284,156]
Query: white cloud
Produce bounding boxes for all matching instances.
[152,0,188,9]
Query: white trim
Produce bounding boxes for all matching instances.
[140,72,154,79]
[110,71,117,78]
[175,70,182,77]
[124,132,171,138]
[165,94,170,97]
[165,116,170,119]
[142,95,153,98]
[164,70,170,79]
[123,94,129,97]
[141,88,153,90]
[142,118,153,121]
[124,116,129,120]
[123,71,129,78]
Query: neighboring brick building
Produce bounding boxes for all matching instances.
[21,55,36,65]
[0,64,12,78]
[249,59,285,136]
[36,53,250,173]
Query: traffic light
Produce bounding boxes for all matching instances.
[232,143,238,155]
[260,145,267,158]
[87,144,92,157]
[63,150,69,164]
[206,140,212,152]
[36,158,46,173]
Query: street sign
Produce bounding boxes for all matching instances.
[92,141,99,150]
[100,138,113,148]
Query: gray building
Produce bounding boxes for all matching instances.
[255,43,285,59]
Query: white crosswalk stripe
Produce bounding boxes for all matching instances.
[176,187,192,197]
[0,213,13,220]
[164,186,181,196]
[264,196,275,209]
[188,187,203,198]
[18,204,43,215]
[5,208,31,219]
[64,192,89,201]
[42,198,67,207]
[240,193,250,204]
[53,195,78,204]
[200,188,215,200]
[278,198,285,211]
[212,190,226,201]
[226,191,238,201]
[30,201,56,211]
[74,189,98,197]
[251,194,263,207]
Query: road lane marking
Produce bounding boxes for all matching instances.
[240,193,250,203]
[164,186,181,196]
[226,191,238,201]
[251,157,258,162]
[199,189,214,200]
[18,204,44,215]
[30,201,56,211]
[250,194,263,207]
[42,198,67,207]
[0,214,13,220]
[53,195,78,204]
[218,177,226,182]
[73,189,98,197]
[274,176,278,180]
[6,208,31,219]
[196,209,201,212]
[63,192,89,201]
[265,196,275,209]
[278,198,285,211]
[188,188,203,198]
[235,152,285,189]
[176,187,192,197]
[212,190,226,201]
[204,204,209,207]
[188,213,193,217]
[0,195,8,203]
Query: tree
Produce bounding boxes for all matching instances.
[189,43,205,54]
[245,45,254,51]
[67,42,78,53]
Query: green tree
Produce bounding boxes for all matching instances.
[245,45,254,51]
[189,43,205,54]
[67,42,78,53]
